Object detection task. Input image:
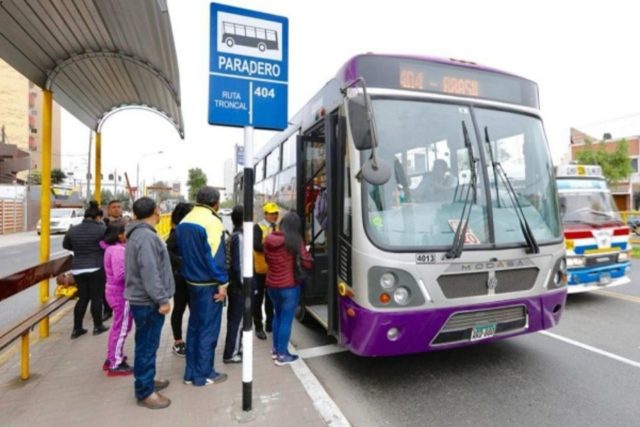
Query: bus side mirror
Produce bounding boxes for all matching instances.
[360,157,391,185]
[347,95,374,150]
[344,79,391,185]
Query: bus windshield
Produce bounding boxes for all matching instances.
[558,190,620,223]
[361,98,561,250]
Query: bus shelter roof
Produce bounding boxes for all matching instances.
[0,0,184,138]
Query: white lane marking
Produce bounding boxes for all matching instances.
[540,331,640,370]
[288,343,351,427]
[596,289,640,305]
[297,344,347,360]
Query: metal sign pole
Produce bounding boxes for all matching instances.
[241,125,254,411]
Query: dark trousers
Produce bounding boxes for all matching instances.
[184,285,223,386]
[268,286,300,355]
[131,304,165,400]
[253,273,273,331]
[171,274,189,341]
[223,289,244,360]
[73,269,105,330]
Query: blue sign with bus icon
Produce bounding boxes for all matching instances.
[209,3,288,130]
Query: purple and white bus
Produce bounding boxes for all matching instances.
[249,53,567,356]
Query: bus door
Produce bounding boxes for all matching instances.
[296,113,339,335]
[297,133,328,315]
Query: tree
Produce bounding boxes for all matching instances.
[575,139,633,184]
[28,170,41,185]
[101,189,114,205]
[51,168,67,184]
[187,167,207,201]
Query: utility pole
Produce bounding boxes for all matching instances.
[86,130,92,203]
[1,125,5,144]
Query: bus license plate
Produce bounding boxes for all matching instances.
[599,272,611,285]
[470,324,496,341]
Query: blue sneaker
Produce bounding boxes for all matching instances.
[271,349,277,360]
[274,354,299,366]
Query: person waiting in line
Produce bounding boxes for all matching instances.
[63,201,109,339]
[104,199,123,226]
[176,187,229,386]
[223,205,245,364]
[414,158,458,202]
[166,202,193,357]
[253,202,279,340]
[101,220,133,376]
[125,197,175,409]
[264,212,312,365]
[102,199,124,321]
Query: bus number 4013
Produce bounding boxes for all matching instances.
[254,86,276,98]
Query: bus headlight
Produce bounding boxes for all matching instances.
[393,287,411,305]
[566,257,585,268]
[619,251,630,262]
[368,267,425,308]
[380,272,397,289]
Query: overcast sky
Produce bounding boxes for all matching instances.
[61,0,640,193]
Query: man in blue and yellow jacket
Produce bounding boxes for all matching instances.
[176,186,229,387]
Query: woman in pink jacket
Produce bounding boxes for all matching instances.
[102,220,133,376]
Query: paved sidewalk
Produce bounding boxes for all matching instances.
[0,305,330,427]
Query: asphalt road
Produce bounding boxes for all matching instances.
[290,260,640,427]
[0,235,66,331]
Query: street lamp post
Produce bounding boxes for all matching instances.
[136,150,163,198]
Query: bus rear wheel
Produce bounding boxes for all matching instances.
[225,38,234,48]
[258,42,266,52]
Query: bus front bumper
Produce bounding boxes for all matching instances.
[338,289,567,357]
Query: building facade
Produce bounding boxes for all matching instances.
[0,58,61,182]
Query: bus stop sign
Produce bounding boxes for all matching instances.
[209,3,288,130]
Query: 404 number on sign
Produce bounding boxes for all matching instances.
[254,86,275,98]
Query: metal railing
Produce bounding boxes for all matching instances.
[156,212,171,240]
[0,255,73,380]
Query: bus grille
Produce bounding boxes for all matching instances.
[438,268,539,298]
[432,306,527,345]
[437,272,489,298]
[495,268,539,294]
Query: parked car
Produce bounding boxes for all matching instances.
[37,208,84,235]
[627,215,640,235]
[219,208,232,216]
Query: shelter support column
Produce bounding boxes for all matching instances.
[94,132,101,204]
[38,89,52,338]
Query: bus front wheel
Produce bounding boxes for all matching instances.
[258,42,266,52]
[225,38,234,48]
[295,305,311,324]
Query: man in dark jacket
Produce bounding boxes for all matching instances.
[223,205,244,363]
[125,197,175,410]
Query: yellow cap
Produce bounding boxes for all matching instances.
[263,202,279,214]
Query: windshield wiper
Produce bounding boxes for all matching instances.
[446,121,478,259]
[484,126,539,254]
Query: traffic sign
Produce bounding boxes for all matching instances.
[209,3,288,130]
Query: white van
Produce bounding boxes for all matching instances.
[37,208,85,235]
